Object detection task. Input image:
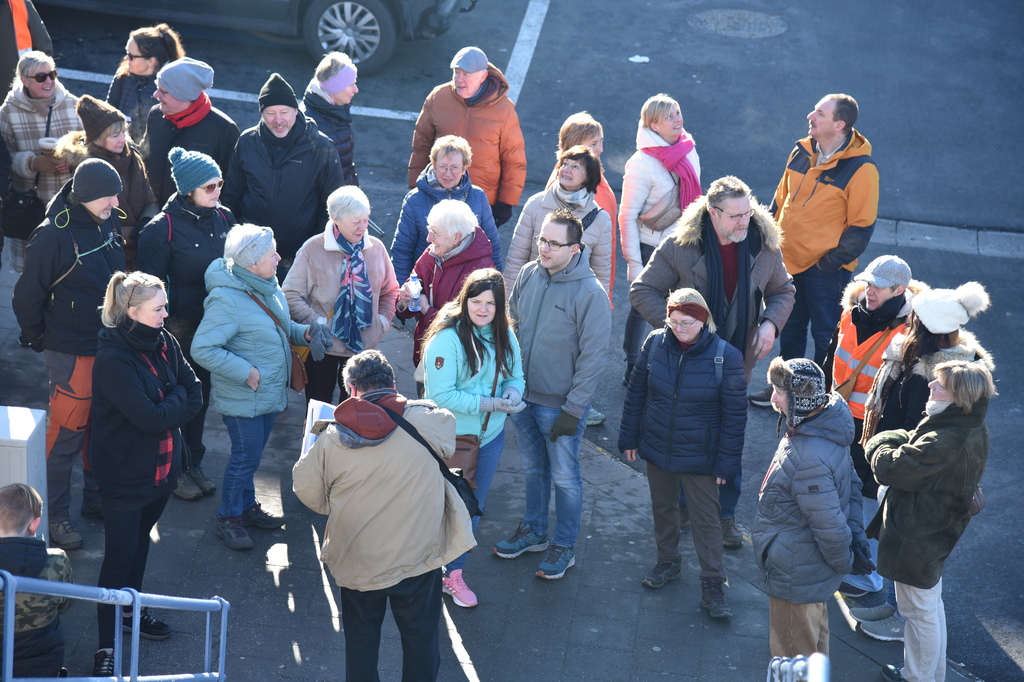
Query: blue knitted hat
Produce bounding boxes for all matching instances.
[168,147,221,196]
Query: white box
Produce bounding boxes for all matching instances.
[0,406,49,541]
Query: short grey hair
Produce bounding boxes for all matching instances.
[343,350,396,392]
[15,51,55,88]
[327,186,371,223]
[427,199,477,237]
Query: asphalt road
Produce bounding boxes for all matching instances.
[32,1,1024,679]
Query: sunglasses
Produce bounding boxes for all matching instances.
[125,52,148,61]
[30,70,58,83]
[200,180,224,194]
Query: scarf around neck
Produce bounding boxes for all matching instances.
[701,211,751,354]
[232,262,290,328]
[331,234,373,351]
[642,132,702,211]
[165,91,212,129]
[553,184,591,210]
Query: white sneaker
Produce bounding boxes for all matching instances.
[860,615,905,642]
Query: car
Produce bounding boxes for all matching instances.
[33,0,478,74]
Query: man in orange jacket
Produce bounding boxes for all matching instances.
[752,95,878,409]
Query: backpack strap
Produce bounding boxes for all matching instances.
[166,213,172,243]
[581,207,600,230]
[714,338,726,385]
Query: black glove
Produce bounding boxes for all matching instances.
[549,409,580,442]
[851,539,875,575]
[19,335,43,353]
[491,202,513,228]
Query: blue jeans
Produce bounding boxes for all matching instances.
[446,429,506,572]
[780,266,852,366]
[218,413,277,519]
[511,402,587,548]
[679,469,741,519]
[622,242,657,366]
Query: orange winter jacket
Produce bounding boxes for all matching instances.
[408,64,526,207]
[771,130,878,275]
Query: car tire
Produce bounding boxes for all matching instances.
[302,0,398,74]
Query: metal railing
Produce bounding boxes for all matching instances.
[767,653,830,682]
[1,570,230,681]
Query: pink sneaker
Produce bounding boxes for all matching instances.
[442,569,478,607]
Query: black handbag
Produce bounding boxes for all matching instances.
[379,404,483,518]
[3,106,53,241]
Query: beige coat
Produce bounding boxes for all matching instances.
[503,186,612,294]
[282,223,399,357]
[292,401,476,591]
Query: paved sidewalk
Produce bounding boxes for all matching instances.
[0,262,980,681]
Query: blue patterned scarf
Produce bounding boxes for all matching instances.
[332,234,373,351]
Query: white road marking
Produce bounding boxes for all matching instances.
[504,0,550,103]
[58,68,418,121]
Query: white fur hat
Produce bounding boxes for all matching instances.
[913,281,990,334]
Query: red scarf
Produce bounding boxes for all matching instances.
[140,348,175,487]
[164,91,212,129]
[642,132,702,211]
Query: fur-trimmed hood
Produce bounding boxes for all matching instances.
[910,328,995,380]
[840,278,929,314]
[671,195,782,252]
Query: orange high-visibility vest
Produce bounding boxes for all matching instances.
[832,310,904,420]
[9,0,34,52]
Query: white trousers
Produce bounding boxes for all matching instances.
[895,577,946,682]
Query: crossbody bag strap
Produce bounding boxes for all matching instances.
[835,326,897,394]
[581,207,600,230]
[31,106,54,191]
[246,291,287,332]
[379,403,456,484]
[479,363,501,434]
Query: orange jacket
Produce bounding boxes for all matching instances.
[772,130,878,275]
[407,64,526,207]
[832,310,904,420]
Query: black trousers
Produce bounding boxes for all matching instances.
[96,493,170,649]
[304,354,350,406]
[181,343,211,470]
[338,568,442,682]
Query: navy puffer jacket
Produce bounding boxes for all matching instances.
[618,327,746,479]
[301,84,357,187]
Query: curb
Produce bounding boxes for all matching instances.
[865,219,1024,259]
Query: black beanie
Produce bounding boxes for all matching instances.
[72,158,122,202]
[258,73,298,111]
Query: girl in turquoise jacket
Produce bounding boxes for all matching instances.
[422,268,525,608]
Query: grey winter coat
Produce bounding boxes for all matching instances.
[752,394,865,603]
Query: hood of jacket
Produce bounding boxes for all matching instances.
[3,78,73,112]
[0,536,49,577]
[546,248,598,284]
[331,390,408,445]
[910,328,995,380]
[672,195,783,252]
[459,64,510,108]
[788,392,855,448]
[798,129,873,165]
[44,179,119,231]
[414,164,474,203]
[204,257,249,294]
[430,225,492,268]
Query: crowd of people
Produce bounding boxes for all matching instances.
[0,11,996,681]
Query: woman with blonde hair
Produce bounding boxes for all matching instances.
[89,271,202,674]
[106,23,185,143]
[620,93,702,381]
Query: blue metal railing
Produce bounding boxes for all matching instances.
[1,570,230,681]
[767,653,830,682]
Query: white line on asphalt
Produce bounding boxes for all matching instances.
[442,603,481,682]
[504,0,550,103]
[59,68,419,122]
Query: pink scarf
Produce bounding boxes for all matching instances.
[642,132,702,211]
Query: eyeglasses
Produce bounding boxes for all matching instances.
[434,164,464,175]
[125,52,148,61]
[711,205,754,220]
[200,180,224,194]
[536,236,573,251]
[30,70,57,83]
[665,318,701,330]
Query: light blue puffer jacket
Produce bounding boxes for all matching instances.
[191,258,309,418]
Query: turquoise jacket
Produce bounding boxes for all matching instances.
[191,258,309,418]
[423,322,525,446]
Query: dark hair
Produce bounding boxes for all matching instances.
[422,269,513,378]
[900,312,959,368]
[545,208,583,245]
[343,350,396,392]
[557,145,601,194]
[827,93,859,132]
[116,23,185,76]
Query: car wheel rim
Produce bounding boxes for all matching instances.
[317,2,382,63]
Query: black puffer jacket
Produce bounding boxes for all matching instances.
[618,327,746,479]
[136,194,236,346]
[222,116,343,261]
[106,73,157,144]
[89,321,202,502]
[12,182,125,355]
[144,105,240,204]
[301,83,357,187]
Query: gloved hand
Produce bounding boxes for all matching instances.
[481,396,527,414]
[19,335,43,353]
[307,321,333,362]
[851,539,875,575]
[491,202,513,228]
[550,409,580,442]
[480,396,498,413]
[501,386,522,406]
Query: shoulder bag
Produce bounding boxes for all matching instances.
[2,108,52,240]
[246,292,309,392]
[446,365,501,489]
[379,403,482,517]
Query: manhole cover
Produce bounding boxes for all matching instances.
[688,9,788,38]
